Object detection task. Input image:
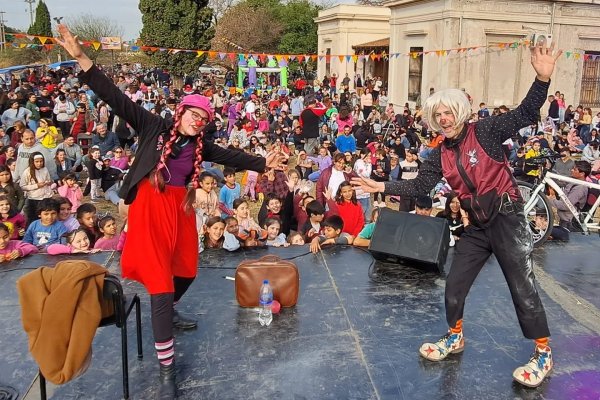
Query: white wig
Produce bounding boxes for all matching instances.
[423,89,472,133]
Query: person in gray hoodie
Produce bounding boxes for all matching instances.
[15,130,57,182]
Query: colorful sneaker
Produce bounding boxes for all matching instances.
[513,345,553,388]
[419,331,465,361]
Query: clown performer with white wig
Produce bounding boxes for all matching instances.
[352,42,563,388]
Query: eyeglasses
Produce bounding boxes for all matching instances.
[187,109,209,122]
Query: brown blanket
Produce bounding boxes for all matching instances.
[17,260,109,384]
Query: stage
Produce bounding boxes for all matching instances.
[1,235,599,400]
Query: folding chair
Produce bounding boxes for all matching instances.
[40,274,142,400]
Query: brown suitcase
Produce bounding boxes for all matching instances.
[235,255,299,307]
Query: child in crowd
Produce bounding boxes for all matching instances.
[300,200,325,242]
[219,167,241,217]
[0,222,38,261]
[94,215,122,250]
[57,173,83,213]
[325,181,365,237]
[309,215,354,253]
[20,152,54,225]
[0,165,24,212]
[354,208,380,247]
[56,197,80,231]
[85,147,103,202]
[242,169,259,202]
[47,227,102,255]
[308,146,333,182]
[76,203,99,247]
[233,198,261,235]
[23,198,67,249]
[414,195,434,217]
[370,149,390,208]
[294,194,314,234]
[201,216,240,252]
[287,232,305,246]
[258,192,292,235]
[264,218,289,247]
[194,172,221,223]
[353,148,373,222]
[224,216,239,236]
[0,195,25,239]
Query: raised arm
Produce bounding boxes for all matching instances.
[56,25,162,134]
[478,43,562,143]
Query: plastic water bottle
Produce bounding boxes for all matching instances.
[258,280,273,326]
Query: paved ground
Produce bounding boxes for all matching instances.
[1,234,599,400]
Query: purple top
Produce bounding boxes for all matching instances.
[110,157,129,170]
[162,141,195,187]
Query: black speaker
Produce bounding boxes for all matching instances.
[368,208,450,273]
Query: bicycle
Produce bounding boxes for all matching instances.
[518,153,600,246]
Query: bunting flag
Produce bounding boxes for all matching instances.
[3,32,590,64]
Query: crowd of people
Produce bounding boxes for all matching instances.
[0,56,598,257]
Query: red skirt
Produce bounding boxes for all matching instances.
[121,179,198,294]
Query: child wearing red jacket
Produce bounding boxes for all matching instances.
[325,180,365,237]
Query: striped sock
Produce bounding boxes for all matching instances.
[155,338,175,366]
[450,319,463,334]
[534,337,550,350]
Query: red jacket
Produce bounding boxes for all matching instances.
[326,199,364,237]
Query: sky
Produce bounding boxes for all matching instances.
[2,0,144,40]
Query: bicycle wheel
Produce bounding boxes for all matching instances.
[518,181,554,247]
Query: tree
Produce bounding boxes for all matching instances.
[209,0,238,25]
[66,14,125,62]
[27,0,53,38]
[139,0,214,76]
[277,0,320,55]
[212,2,283,54]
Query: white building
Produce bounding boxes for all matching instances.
[315,5,390,88]
[316,0,600,111]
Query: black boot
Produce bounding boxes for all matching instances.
[172,310,197,330]
[158,363,176,400]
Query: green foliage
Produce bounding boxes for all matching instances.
[277,0,320,54]
[139,0,214,76]
[27,1,53,38]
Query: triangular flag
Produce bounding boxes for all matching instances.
[131,46,140,51]
[351,55,358,62]
[44,44,53,50]
[258,54,267,63]
[275,55,283,62]
[310,55,317,61]
[26,35,34,41]
[296,55,304,63]
[370,53,376,60]
[218,52,226,60]
[584,54,591,61]
[91,42,101,50]
[208,51,217,59]
[318,56,324,61]
[228,53,236,61]
[196,50,204,57]
[282,55,289,62]
[38,36,48,45]
[574,53,581,60]
[19,43,27,48]
[346,55,352,62]
[566,52,571,58]
[289,55,296,61]
[336,55,343,63]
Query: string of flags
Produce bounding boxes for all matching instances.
[2,33,599,62]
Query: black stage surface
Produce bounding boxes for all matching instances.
[1,235,599,400]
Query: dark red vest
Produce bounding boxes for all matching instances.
[440,124,521,227]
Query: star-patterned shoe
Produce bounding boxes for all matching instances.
[512,345,553,388]
[419,331,465,361]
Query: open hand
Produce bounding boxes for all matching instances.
[530,41,563,82]
[350,176,384,194]
[55,24,93,71]
[5,250,20,261]
[266,151,286,171]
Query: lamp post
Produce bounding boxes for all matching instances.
[24,0,36,27]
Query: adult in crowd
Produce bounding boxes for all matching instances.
[91,123,120,156]
[353,42,561,388]
[299,95,327,155]
[57,24,285,400]
[1,100,31,128]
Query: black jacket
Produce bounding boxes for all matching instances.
[79,65,266,204]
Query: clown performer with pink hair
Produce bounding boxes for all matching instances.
[57,25,285,399]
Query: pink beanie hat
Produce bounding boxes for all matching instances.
[179,94,215,122]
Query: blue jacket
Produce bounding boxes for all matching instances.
[335,134,356,153]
